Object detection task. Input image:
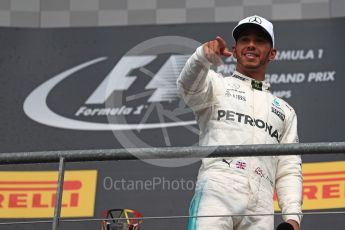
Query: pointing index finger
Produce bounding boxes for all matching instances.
[216,36,227,49]
[216,36,232,57]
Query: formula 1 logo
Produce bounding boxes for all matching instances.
[23,36,209,167]
[24,55,194,130]
[24,38,199,131]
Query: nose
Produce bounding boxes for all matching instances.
[246,39,256,50]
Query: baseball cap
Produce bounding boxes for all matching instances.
[232,15,275,47]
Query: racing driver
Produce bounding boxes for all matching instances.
[177,15,302,230]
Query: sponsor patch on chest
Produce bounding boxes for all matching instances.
[217,109,282,142]
[225,90,246,101]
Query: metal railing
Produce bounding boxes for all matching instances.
[0,141,345,229]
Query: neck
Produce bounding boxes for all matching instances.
[235,66,267,81]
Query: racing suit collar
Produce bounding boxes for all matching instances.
[232,71,270,91]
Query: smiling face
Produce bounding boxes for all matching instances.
[233,25,276,80]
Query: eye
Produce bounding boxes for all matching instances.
[238,36,250,42]
[256,37,266,43]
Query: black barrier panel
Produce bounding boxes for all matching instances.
[0,17,344,229]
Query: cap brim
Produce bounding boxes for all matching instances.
[232,23,273,46]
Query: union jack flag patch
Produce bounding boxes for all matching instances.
[236,161,247,170]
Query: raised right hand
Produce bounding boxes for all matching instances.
[203,36,232,66]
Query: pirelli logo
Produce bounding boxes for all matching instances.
[0,170,97,218]
[274,161,345,210]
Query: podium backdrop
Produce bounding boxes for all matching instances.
[0,17,344,229]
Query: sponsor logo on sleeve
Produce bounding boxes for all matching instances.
[272,98,281,108]
[271,107,285,121]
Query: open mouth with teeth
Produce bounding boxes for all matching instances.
[244,53,258,59]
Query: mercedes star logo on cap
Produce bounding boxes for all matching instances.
[249,16,262,24]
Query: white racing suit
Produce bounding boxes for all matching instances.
[177,46,302,230]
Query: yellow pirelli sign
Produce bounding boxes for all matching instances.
[274,161,345,210]
[0,170,97,218]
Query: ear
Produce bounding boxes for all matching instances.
[268,48,277,62]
